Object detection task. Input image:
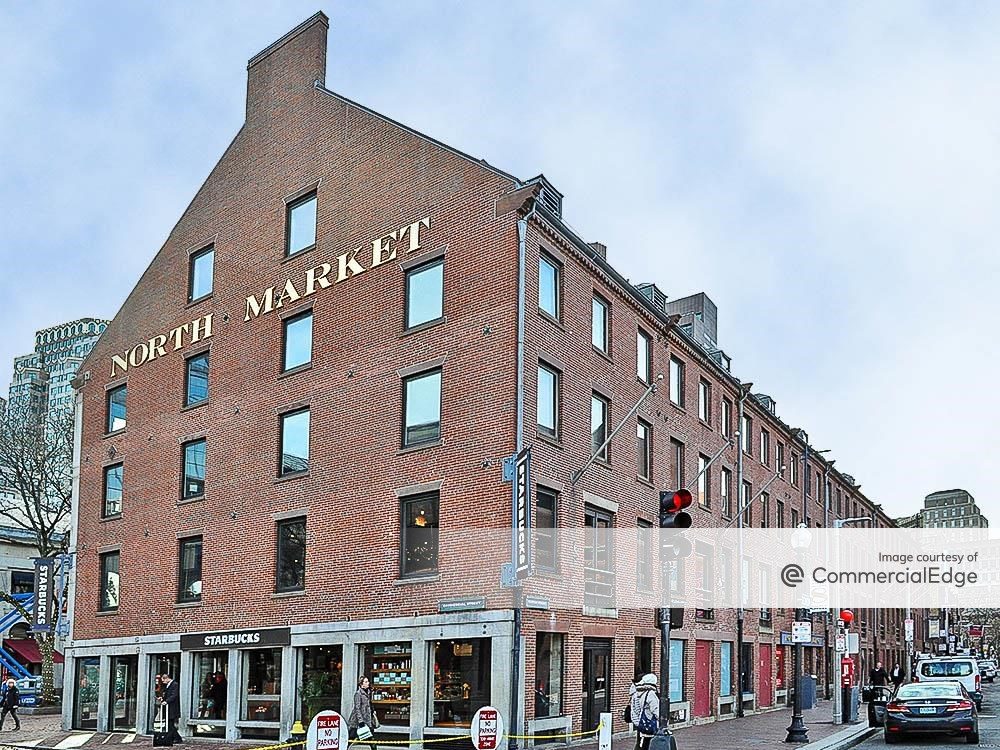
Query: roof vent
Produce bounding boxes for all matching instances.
[525,174,563,218]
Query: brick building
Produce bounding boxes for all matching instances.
[62,13,923,743]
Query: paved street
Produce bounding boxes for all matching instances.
[856,680,1000,749]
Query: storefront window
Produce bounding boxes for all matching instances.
[720,643,733,697]
[362,643,412,727]
[149,654,181,733]
[74,657,100,730]
[192,652,228,737]
[432,638,491,727]
[534,634,562,718]
[669,640,684,703]
[300,646,343,724]
[242,648,282,739]
[110,655,138,731]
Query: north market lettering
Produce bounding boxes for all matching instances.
[107,216,431,377]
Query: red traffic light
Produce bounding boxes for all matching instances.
[663,489,693,513]
[840,609,854,624]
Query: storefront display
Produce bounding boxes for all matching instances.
[242,648,282,738]
[192,652,228,737]
[363,643,412,726]
[432,638,491,727]
[300,646,343,724]
[74,657,100,730]
[535,634,562,718]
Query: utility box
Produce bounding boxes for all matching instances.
[798,675,816,709]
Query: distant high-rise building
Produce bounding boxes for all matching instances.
[919,489,988,529]
[7,319,109,418]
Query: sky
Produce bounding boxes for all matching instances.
[1,1,996,519]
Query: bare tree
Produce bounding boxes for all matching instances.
[0,398,74,704]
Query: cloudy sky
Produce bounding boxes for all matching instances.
[2,1,996,519]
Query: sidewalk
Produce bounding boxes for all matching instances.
[601,700,869,750]
[1,702,871,750]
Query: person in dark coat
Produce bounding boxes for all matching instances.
[208,673,227,719]
[347,676,378,750]
[890,663,904,690]
[0,678,20,731]
[160,672,182,744]
[870,662,889,688]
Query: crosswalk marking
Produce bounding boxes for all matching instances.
[121,734,136,744]
[101,734,116,744]
[55,733,95,749]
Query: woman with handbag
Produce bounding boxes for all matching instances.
[348,676,379,750]
[630,674,660,750]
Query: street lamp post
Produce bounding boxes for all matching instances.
[785,429,810,744]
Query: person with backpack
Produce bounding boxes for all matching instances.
[630,674,659,750]
[0,678,20,731]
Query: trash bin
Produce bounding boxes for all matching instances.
[842,686,859,723]
[797,674,816,710]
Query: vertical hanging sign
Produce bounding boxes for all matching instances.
[512,447,532,579]
[32,557,55,633]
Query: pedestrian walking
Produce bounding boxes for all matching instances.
[160,672,183,744]
[869,661,888,688]
[348,676,379,750]
[0,678,20,731]
[890,663,904,691]
[630,674,659,750]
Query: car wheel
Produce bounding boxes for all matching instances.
[976,700,982,711]
[884,732,899,744]
[966,732,979,744]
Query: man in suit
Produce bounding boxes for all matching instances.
[160,673,182,744]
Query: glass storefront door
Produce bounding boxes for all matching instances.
[431,638,491,727]
[148,654,181,733]
[110,656,138,731]
[299,646,343,724]
[74,657,101,730]
[192,652,228,737]
[241,648,282,740]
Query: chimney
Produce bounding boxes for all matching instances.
[588,242,607,260]
[246,12,329,124]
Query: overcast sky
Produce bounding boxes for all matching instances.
[2,1,996,519]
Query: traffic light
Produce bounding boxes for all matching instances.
[660,489,693,560]
[660,489,693,528]
[656,607,685,629]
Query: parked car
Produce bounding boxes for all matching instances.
[914,657,983,710]
[977,660,996,682]
[884,681,979,744]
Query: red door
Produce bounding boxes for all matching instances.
[694,640,712,717]
[759,644,773,708]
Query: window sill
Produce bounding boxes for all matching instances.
[274,471,309,484]
[181,399,209,413]
[637,477,655,489]
[100,513,122,523]
[186,293,213,310]
[397,439,443,455]
[536,432,563,449]
[178,495,205,506]
[533,569,561,580]
[669,402,686,414]
[699,419,713,430]
[401,316,447,338]
[698,503,711,513]
[582,606,618,619]
[96,610,119,617]
[272,590,306,599]
[282,245,316,263]
[537,310,565,330]
[592,346,612,363]
[174,600,202,609]
[393,574,440,586]
[103,428,126,439]
[279,363,313,379]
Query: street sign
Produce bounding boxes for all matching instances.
[847,633,860,655]
[836,633,847,653]
[969,624,984,638]
[905,618,914,642]
[471,706,504,750]
[792,621,812,643]
[512,448,531,579]
[307,711,348,750]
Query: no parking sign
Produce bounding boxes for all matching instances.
[307,710,349,750]
[471,706,505,750]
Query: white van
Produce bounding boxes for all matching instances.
[915,657,983,709]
